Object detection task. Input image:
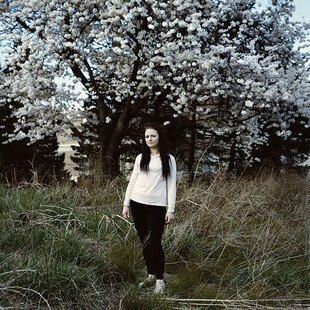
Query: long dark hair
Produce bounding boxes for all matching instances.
[140,124,170,180]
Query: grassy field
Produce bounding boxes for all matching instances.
[0,171,310,309]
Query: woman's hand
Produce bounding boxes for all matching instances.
[122,205,131,219]
[165,212,174,224]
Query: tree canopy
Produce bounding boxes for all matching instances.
[0,0,309,179]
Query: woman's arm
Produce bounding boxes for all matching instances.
[123,154,140,208]
[167,155,177,213]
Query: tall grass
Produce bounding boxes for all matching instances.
[0,171,309,309]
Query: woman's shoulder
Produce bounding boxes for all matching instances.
[133,154,142,165]
[135,153,142,160]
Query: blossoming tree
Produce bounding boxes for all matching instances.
[1,0,309,177]
[192,0,310,172]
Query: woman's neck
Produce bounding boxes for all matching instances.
[150,147,160,156]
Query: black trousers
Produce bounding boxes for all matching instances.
[130,199,166,279]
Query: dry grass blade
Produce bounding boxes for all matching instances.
[13,205,83,230]
[167,298,310,309]
[1,286,51,309]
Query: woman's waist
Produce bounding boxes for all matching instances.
[131,190,167,203]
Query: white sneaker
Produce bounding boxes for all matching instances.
[138,274,156,289]
[154,279,165,294]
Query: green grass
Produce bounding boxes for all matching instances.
[0,171,309,309]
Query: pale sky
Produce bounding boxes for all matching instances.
[258,0,310,22]
[293,0,310,22]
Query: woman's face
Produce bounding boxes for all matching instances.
[145,128,159,148]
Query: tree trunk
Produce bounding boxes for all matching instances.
[228,137,236,172]
[103,98,133,178]
[188,102,196,183]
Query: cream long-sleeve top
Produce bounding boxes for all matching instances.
[123,153,177,213]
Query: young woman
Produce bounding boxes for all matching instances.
[122,124,177,294]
